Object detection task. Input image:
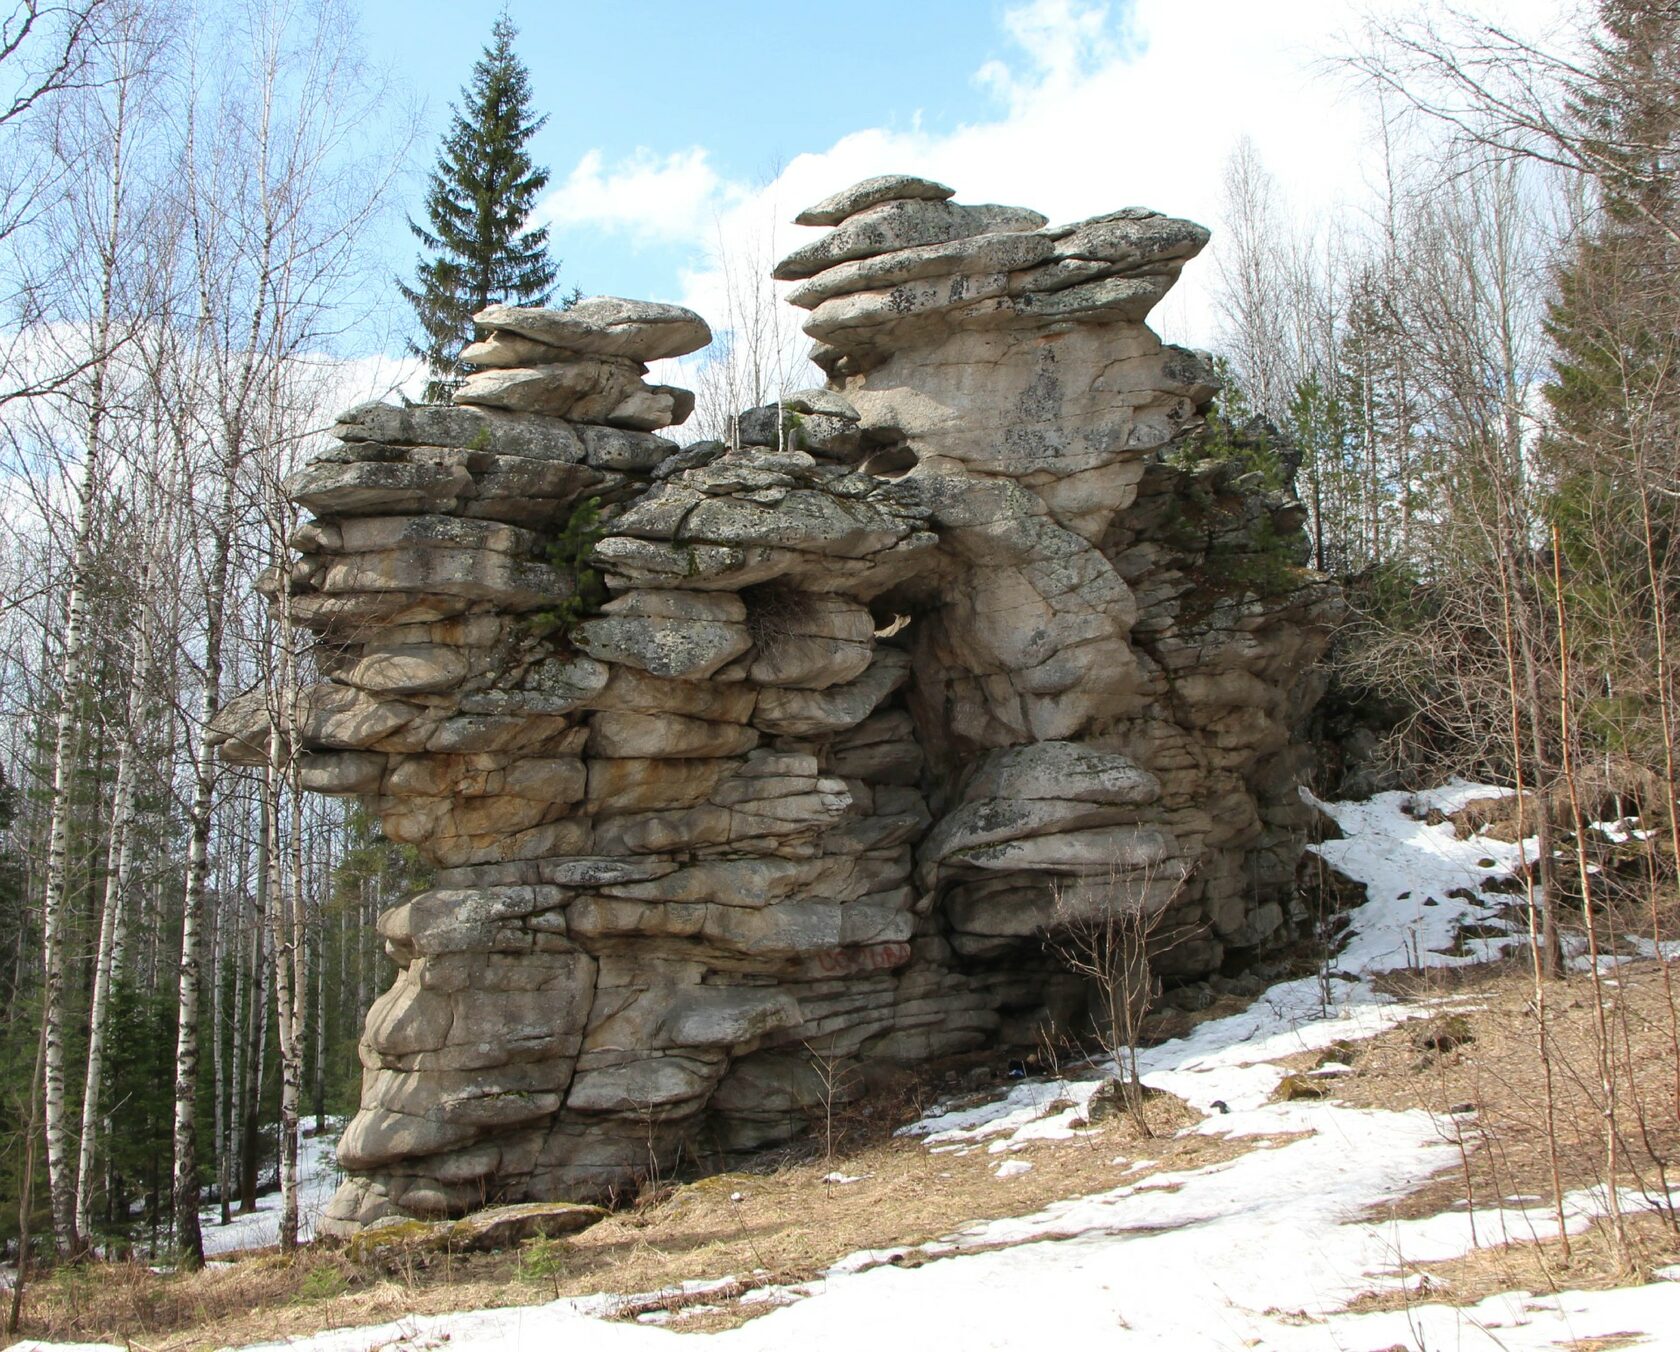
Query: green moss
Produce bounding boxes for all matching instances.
[1166,362,1288,487]
[1198,514,1303,601]
[780,408,813,452]
[294,1266,350,1301]
[1272,1073,1331,1102]
[518,1234,571,1283]
[346,1218,437,1264]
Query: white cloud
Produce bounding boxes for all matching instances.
[535,146,742,245]
[976,0,1128,111]
[545,0,1578,399]
[318,349,428,412]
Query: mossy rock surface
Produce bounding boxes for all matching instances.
[346,1217,437,1263]
[1272,1073,1332,1102]
[347,1201,606,1263]
[682,1171,759,1196]
[1315,1040,1360,1068]
[450,1201,607,1251]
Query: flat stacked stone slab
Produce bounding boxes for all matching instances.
[455,297,709,431]
[219,185,1339,1237]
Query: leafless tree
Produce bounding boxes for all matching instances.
[1048,861,1196,1135]
[686,206,818,442]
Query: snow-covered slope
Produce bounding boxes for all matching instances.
[200,1125,344,1257]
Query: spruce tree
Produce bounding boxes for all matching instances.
[1544,2,1679,455]
[401,14,562,402]
[1539,1,1680,777]
[1541,1,1680,526]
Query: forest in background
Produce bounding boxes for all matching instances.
[1208,2,1680,974]
[0,0,1675,1291]
[0,0,427,1273]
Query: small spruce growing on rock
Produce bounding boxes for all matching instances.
[532,496,607,637]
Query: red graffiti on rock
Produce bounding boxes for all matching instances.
[815,942,912,975]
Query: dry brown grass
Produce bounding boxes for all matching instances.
[1316,955,1680,1303]
[17,948,1680,1347]
[1343,961,1680,1205]
[6,1069,1240,1350]
[1343,1211,1680,1320]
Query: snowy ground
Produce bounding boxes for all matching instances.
[0,1125,344,1295]
[199,1125,344,1257]
[19,781,1680,1350]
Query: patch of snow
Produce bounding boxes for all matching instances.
[1305,783,1537,973]
[739,1284,809,1307]
[820,1172,864,1185]
[1570,951,1629,975]
[199,1122,343,1256]
[1595,818,1653,844]
[1406,780,1516,814]
[9,1343,127,1352]
[993,1160,1033,1179]
[897,1075,1101,1149]
[24,784,1680,1349]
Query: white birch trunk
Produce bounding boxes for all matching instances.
[264,726,302,1251]
[39,544,90,1256]
[171,454,237,1268]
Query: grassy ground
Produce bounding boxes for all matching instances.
[1327,956,1680,1307]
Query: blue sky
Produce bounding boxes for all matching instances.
[358,0,1026,303]
[346,0,1572,372]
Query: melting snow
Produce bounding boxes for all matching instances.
[198,1123,343,1256]
[1305,781,1538,972]
[21,783,1680,1351]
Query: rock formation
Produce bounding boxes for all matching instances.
[212,177,1340,1235]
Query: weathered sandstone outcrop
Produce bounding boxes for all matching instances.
[213,180,1340,1235]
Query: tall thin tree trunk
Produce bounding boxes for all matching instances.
[313,878,326,1131]
[228,870,248,1214]
[171,457,237,1270]
[39,537,93,1257]
[8,1015,48,1336]
[264,741,302,1249]
[210,859,229,1226]
[268,555,308,1250]
[355,875,368,1020]
[1553,529,1628,1263]
[240,851,271,1213]
[43,34,145,1254]
[75,558,155,1243]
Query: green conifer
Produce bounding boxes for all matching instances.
[400,14,564,402]
[1542,2,1679,512]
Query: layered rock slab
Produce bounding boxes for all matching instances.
[222,182,1338,1235]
